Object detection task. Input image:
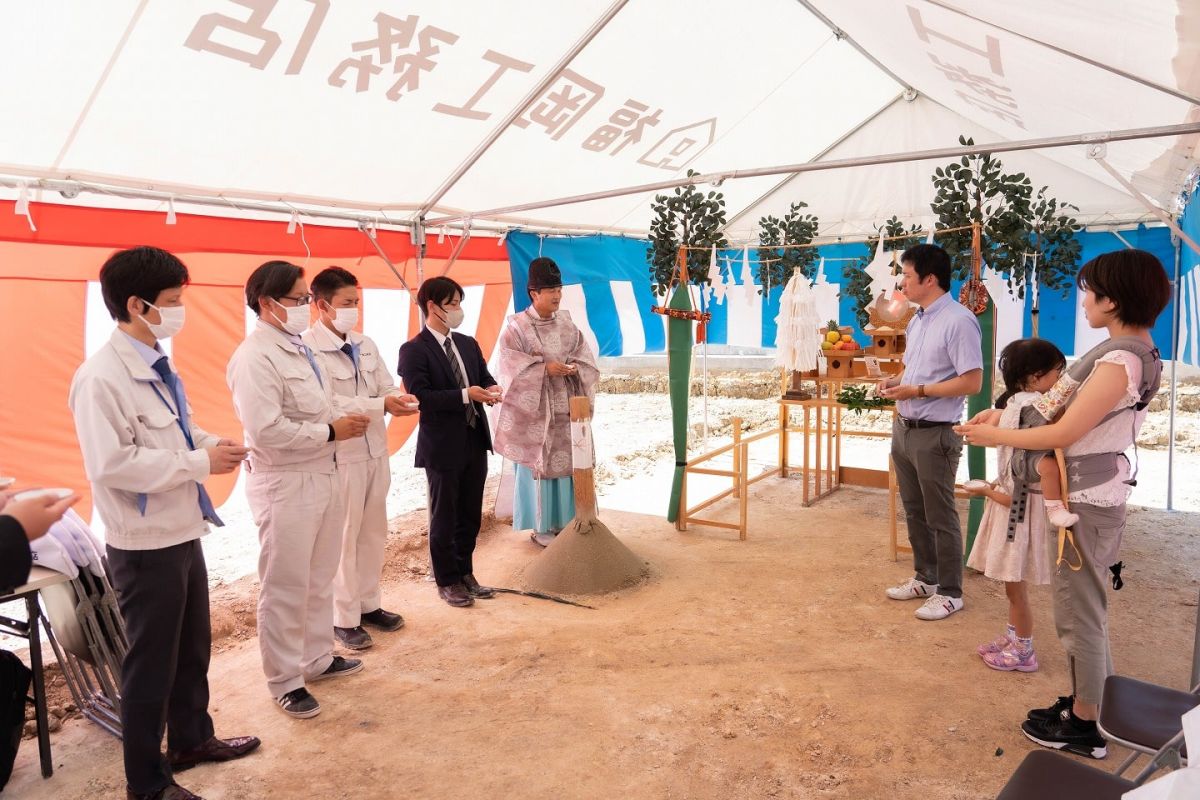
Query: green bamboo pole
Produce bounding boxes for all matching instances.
[964,222,992,562]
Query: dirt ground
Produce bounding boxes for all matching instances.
[9,472,1200,800]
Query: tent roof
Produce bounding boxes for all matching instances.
[2,1,1197,237]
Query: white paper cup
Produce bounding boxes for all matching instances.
[11,487,73,502]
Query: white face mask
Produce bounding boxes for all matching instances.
[271,301,310,335]
[440,306,465,329]
[329,307,359,334]
[139,301,186,339]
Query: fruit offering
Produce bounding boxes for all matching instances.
[820,320,861,352]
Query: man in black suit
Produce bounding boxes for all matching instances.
[397,277,503,608]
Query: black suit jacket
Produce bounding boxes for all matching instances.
[0,516,32,595]
[397,328,497,471]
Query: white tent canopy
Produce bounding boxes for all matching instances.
[1,0,1197,235]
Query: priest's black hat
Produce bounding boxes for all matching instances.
[527,257,563,291]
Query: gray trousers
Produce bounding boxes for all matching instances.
[1050,501,1125,706]
[891,420,964,598]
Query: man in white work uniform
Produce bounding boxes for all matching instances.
[303,266,418,650]
[226,260,370,719]
[70,246,259,800]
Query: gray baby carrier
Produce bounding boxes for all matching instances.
[1004,337,1162,570]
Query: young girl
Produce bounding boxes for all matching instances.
[965,338,1069,672]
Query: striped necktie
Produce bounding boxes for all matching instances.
[443,337,477,427]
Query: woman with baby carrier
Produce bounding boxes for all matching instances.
[956,249,1170,761]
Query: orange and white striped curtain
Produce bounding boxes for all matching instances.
[0,200,513,518]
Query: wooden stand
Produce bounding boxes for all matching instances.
[778,375,909,560]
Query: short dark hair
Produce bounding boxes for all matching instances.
[417,276,464,314]
[1076,249,1171,329]
[245,260,304,315]
[310,266,359,304]
[99,246,189,322]
[996,338,1067,409]
[900,243,952,291]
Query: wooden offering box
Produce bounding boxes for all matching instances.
[868,326,906,357]
[824,349,862,378]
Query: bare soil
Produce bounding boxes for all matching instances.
[10,375,1200,799]
[10,473,1199,800]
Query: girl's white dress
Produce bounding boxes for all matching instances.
[966,391,1053,585]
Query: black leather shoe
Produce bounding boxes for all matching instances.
[462,574,495,599]
[334,625,374,649]
[127,782,204,800]
[438,583,474,607]
[361,607,405,631]
[168,735,261,772]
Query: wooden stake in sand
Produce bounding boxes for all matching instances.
[520,397,649,596]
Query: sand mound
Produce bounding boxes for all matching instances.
[520,518,650,595]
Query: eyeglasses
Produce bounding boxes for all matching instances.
[279,293,313,306]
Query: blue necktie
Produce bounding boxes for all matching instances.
[340,341,361,390]
[141,356,224,526]
[300,343,324,387]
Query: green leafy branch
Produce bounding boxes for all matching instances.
[835,384,895,415]
[647,169,729,297]
[755,201,820,296]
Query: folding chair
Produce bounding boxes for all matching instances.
[1098,674,1198,776]
[36,543,128,738]
[996,728,1185,799]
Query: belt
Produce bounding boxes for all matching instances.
[897,416,956,429]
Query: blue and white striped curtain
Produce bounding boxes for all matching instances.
[506,227,1179,361]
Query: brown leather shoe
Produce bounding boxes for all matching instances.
[127,783,204,800]
[462,574,495,599]
[438,583,474,607]
[167,734,261,772]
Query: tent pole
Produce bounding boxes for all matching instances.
[923,0,1200,107]
[721,91,909,234]
[358,222,413,295]
[416,0,631,218]
[425,120,1200,226]
[413,218,427,287]
[1092,158,1200,258]
[791,0,914,93]
[1168,236,1182,512]
[0,175,648,237]
[441,223,473,277]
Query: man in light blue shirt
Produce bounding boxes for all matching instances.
[880,244,982,621]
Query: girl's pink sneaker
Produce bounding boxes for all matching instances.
[983,645,1039,673]
[976,633,1012,657]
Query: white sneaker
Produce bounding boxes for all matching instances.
[915,594,964,620]
[886,577,938,601]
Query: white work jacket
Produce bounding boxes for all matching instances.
[68,330,218,550]
[302,323,399,465]
[227,320,338,475]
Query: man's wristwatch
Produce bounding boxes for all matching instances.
[917,384,926,398]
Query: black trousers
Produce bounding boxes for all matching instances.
[107,539,214,795]
[425,443,489,587]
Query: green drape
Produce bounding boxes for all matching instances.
[964,301,995,560]
[665,284,693,522]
